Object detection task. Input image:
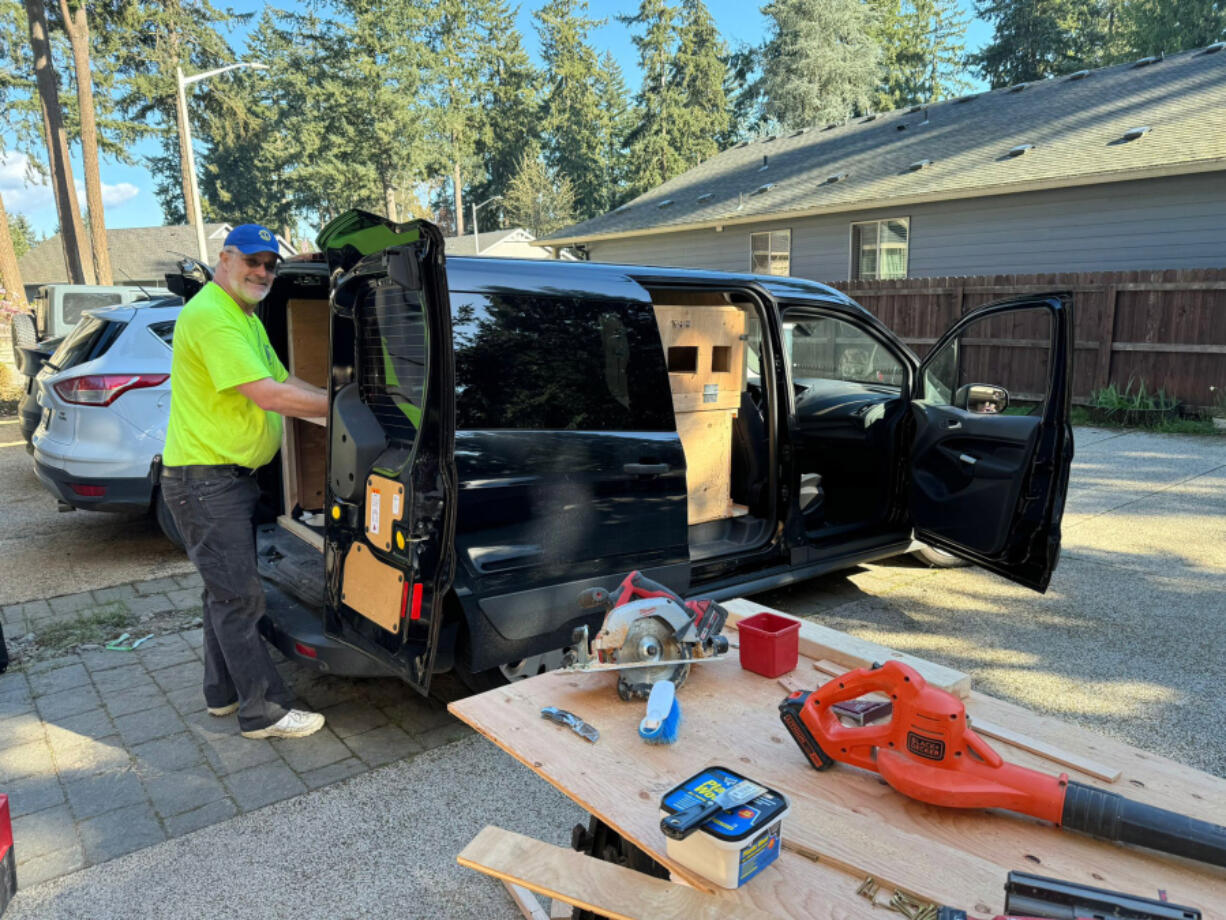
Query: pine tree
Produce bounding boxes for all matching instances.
[535,0,611,218]
[621,0,686,196]
[503,139,575,237]
[971,0,1114,87]
[672,0,731,167]
[594,52,635,211]
[468,0,540,222]
[871,0,970,109]
[757,0,881,129]
[1119,0,1226,57]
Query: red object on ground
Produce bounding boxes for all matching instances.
[737,612,800,678]
[0,792,16,916]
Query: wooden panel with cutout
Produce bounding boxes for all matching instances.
[340,542,404,634]
[653,305,746,413]
[364,474,405,552]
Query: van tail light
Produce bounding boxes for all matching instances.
[293,642,318,659]
[53,374,169,406]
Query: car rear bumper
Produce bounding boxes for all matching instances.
[32,458,154,512]
[259,583,394,679]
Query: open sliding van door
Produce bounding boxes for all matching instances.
[908,294,1074,592]
[318,211,457,693]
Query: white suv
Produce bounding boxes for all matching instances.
[30,298,184,546]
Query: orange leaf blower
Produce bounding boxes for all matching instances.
[778,661,1226,869]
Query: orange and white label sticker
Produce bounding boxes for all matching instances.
[369,490,381,534]
[391,492,401,517]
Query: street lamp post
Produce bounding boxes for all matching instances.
[175,62,269,262]
[471,195,503,256]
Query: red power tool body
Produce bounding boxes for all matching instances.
[779,661,1226,869]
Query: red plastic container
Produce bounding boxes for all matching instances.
[737,612,800,678]
[1,792,14,915]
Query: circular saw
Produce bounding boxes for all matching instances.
[562,571,730,700]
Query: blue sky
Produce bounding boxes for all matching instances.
[4,0,991,238]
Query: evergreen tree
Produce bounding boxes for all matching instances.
[620,0,686,196]
[971,0,1114,87]
[593,52,634,210]
[535,0,612,218]
[6,211,37,259]
[468,0,540,222]
[871,0,970,109]
[672,0,731,167]
[1119,0,1226,57]
[757,0,880,129]
[503,139,575,237]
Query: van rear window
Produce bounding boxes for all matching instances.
[451,291,673,431]
[47,316,124,371]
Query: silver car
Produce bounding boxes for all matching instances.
[30,299,183,546]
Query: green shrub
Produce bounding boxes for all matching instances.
[1089,378,1177,412]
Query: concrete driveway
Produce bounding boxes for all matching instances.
[2,425,1223,919]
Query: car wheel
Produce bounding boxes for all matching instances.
[454,641,573,693]
[912,544,970,568]
[153,489,185,549]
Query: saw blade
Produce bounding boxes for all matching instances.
[614,616,689,689]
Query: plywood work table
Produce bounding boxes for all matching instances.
[449,601,1226,919]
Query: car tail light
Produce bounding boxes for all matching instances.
[69,483,106,497]
[53,374,168,406]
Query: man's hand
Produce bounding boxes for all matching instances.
[236,377,328,419]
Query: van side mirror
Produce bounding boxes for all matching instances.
[954,383,1009,414]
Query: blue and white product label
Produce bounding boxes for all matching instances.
[661,767,788,841]
[738,821,783,884]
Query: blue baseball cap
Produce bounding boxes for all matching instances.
[224,224,281,257]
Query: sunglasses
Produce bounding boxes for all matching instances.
[233,253,279,271]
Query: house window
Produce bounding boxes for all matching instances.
[850,218,909,280]
[750,229,791,276]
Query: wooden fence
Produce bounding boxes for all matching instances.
[827,269,1226,411]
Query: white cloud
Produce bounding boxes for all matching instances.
[0,150,140,215]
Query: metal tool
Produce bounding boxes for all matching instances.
[779,661,1226,870]
[562,571,730,700]
[540,707,599,743]
[660,779,766,841]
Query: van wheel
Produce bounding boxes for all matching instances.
[153,490,185,549]
[454,643,573,693]
[912,544,970,568]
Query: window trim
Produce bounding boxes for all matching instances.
[749,228,792,277]
[848,217,910,281]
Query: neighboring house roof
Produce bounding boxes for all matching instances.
[18,223,293,285]
[545,44,1226,246]
[443,226,534,255]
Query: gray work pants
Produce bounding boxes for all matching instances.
[161,472,292,732]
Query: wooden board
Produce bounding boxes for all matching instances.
[364,474,405,552]
[276,514,323,552]
[449,621,1226,918]
[292,418,328,511]
[340,542,404,633]
[459,826,778,920]
[675,410,736,525]
[654,305,746,413]
[286,297,329,388]
[724,599,972,698]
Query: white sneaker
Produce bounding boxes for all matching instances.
[241,709,325,739]
[207,701,239,717]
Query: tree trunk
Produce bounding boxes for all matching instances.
[0,193,28,310]
[384,182,398,223]
[453,160,464,236]
[59,0,111,285]
[25,0,93,284]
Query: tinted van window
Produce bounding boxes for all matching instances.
[357,279,427,448]
[451,291,673,431]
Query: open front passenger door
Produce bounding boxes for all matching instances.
[318,212,457,693]
[909,295,1073,592]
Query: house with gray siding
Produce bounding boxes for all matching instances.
[544,45,1226,283]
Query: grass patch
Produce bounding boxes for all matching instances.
[1070,406,1221,435]
[36,603,137,655]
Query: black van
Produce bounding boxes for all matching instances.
[251,211,1073,694]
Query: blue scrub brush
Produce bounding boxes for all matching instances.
[639,680,681,744]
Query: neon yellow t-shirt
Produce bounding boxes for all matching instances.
[163,282,289,468]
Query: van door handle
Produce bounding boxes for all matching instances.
[624,463,670,475]
[945,418,962,429]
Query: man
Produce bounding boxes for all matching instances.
[162,224,329,739]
